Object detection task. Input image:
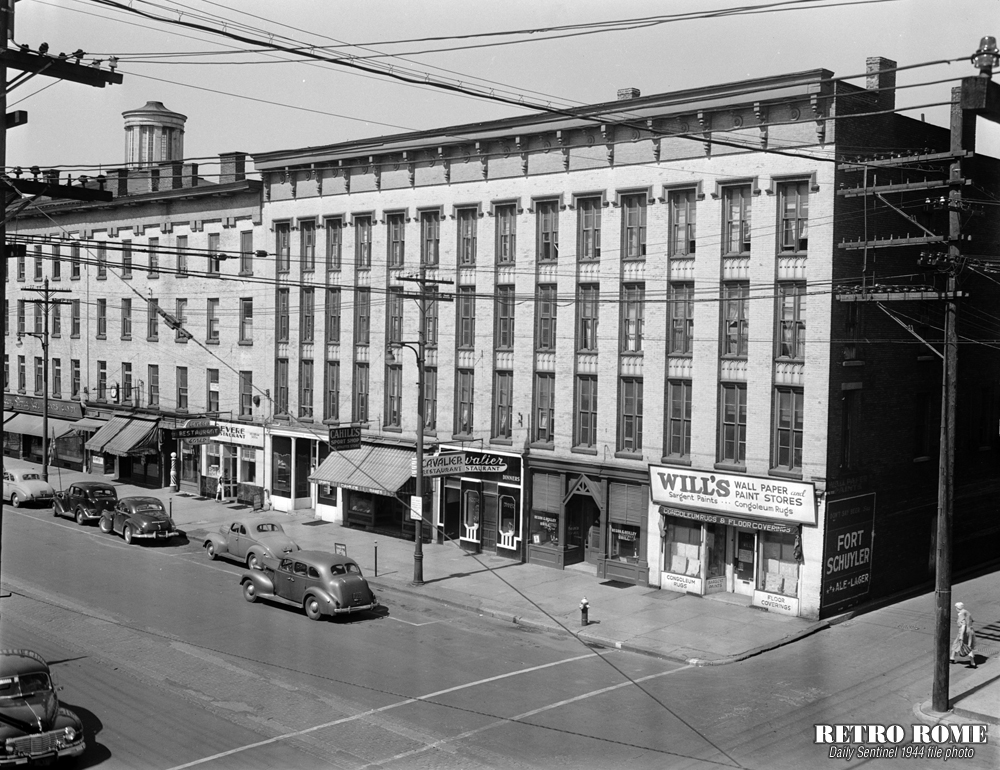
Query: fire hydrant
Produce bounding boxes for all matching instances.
[580,597,590,627]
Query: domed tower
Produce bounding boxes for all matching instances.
[122,101,187,169]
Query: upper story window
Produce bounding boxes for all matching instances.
[621,194,647,260]
[326,218,342,271]
[576,197,602,261]
[577,283,599,352]
[495,204,516,264]
[275,222,291,272]
[457,207,478,266]
[277,288,289,342]
[387,213,405,268]
[779,181,809,253]
[121,241,133,277]
[722,282,749,357]
[354,288,371,345]
[207,233,221,274]
[33,246,43,281]
[148,237,159,277]
[176,235,188,276]
[723,185,752,255]
[300,288,315,343]
[620,283,644,353]
[495,285,515,350]
[669,189,697,257]
[777,283,806,360]
[535,284,557,351]
[457,286,475,349]
[386,288,403,344]
[96,243,107,278]
[536,200,559,262]
[355,216,372,269]
[420,210,440,266]
[668,283,694,355]
[300,220,316,271]
[240,298,253,343]
[206,298,220,342]
[239,231,254,275]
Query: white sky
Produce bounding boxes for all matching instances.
[6,0,1000,175]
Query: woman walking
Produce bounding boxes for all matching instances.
[950,602,978,669]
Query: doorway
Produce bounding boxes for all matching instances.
[730,528,757,596]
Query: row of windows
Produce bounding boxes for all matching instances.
[267,181,809,273]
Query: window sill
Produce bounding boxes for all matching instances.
[238,271,253,278]
[661,455,692,466]
[842,360,864,367]
[71,276,81,281]
[452,433,474,442]
[96,335,106,341]
[571,446,598,456]
[529,442,554,450]
[615,451,643,460]
[238,340,253,346]
[490,437,513,446]
[175,338,188,344]
[206,339,220,345]
[297,416,315,423]
[71,334,80,340]
[176,273,188,279]
[237,414,254,421]
[714,462,746,473]
[146,274,159,279]
[382,426,401,433]
[97,275,107,281]
[147,337,159,342]
[121,336,131,342]
[122,273,132,280]
[768,468,803,480]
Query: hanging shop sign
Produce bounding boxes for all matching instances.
[649,465,816,526]
[820,493,876,616]
[176,418,221,440]
[213,421,264,447]
[419,452,467,478]
[658,506,798,534]
[438,447,522,485]
[3,394,83,420]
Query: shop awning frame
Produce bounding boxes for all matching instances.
[72,417,107,433]
[2,412,78,439]
[309,445,414,497]
[102,418,159,457]
[84,415,131,453]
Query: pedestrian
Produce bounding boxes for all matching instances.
[950,601,978,668]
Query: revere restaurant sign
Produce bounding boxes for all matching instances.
[649,465,817,526]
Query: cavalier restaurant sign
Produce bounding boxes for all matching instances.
[649,466,817,526]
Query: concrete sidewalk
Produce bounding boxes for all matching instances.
[7,457,998,727]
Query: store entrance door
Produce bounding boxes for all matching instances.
[729,528,757,596]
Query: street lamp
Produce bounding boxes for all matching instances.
[386,339,426,585]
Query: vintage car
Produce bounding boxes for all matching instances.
[0,648,85,766]
[241,550,379,621]
[2,469,55,508]
[204,519,300,569]
[99,495,179,544]
[52,481,119,525]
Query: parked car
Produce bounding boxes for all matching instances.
[52,481,119,525]
[204,519,299,569]
[0,648,86,766]
[241,550,379,621]
[2,469,55,508]
[99,495,179,544]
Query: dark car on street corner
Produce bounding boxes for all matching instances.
[241,550,378,620]
[100,495,179,544]
[204,519,299,569]
[52,481,118,525]
[0,648,85,766]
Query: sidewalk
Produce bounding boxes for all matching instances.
[7,457,998,727]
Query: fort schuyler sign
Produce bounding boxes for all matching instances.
[649,466,817,526]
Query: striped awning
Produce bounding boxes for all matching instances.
[102,419,159,457]
[2,412,78,439]
[84,415,130,453]
[72,417,107,433]
[309,445,414,496]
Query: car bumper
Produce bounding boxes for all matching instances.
[330,600,378,615]
[0,739,85,765]
[131,530,180,539]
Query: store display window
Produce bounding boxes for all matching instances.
[757,530,799,597]
[610,524,640,562]
[663,517,702,577]
[463,489,481,539]
[530,513,558,545]
[240,447,257,485]
[705,522,726,579]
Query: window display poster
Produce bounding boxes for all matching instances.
[820,493,876,617]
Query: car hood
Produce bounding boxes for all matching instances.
[15,480,54,496]
[256,533,298,553]
[0,691,57,734]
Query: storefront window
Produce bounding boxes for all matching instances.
[663,516,702,577]
[499,495,517,538]
[206,443,220,477]
[240,447,257,485]
[271,436,292,497]
[463,490,480,534]
[180,443,197,483]
[530,512,558,546]
[610,524,640,562]
[757,530,799,597]
[705,522,726,579]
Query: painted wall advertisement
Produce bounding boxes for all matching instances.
[820,493,876,617]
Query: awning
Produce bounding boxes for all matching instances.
[309,445,414,496]
[72,417,107,433]
[84,415,130,453]
[2,411,14,425]
[102,419,159,457]
[2,412,78,439]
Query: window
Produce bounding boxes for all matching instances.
[575,376,598,448]
[326,218,342,271]
[324,362,339,421]
[619,378,643,452]
[773,387,804,472]
[299,360,314,418]
[277,288,289,342]
[621,194,647,260]
[176,235,188,276]
[71,243,81,279]
[148,364,158,406]
[96,243,107,277]
[577,284,599,351]
[577,197,602,260]
[121,298,132,340]
[757,530,800,597]
[97,361,107,400]
[722,282,749,356]
[122,240,132,277]
[495,286,515,350]
[51,244,61,280]
[669,189,697,256]
[665,380,692,458]
[5,355,10,391]
[325,288,341,342]
[424,367,437,430]
[147,297,159,340]
[276,222,291,272]
[147,238,159,276]
[425,287,439,347]
[533,373,555,443]
[176,366,188,410]
[52,358,61,398]
[239,298,253,343]
[719,383,747,465]
[353,363,369,423]
[420,210,440,266]
[355,216,372,269]
[536,200,559,261]
[16,250,25,280]
[724,185,752,255]
[207,233,221,274]
[457,286,475,349]
[33,246,43,281]
[276,359,289,415]
[777,283,806,360]
[175,298,188,342]
[620,283,644,353]
[535,284,557,351]
[71,300,81,338]
[240,231,253,275]
[385,364,402,428]
[354,288,371,345]
[33,357,43,395]
[239,371,253,417]
[300,288,315,343]
[387,213,405,268]
[779,180,809,253]
[33,303,42,334]
[17,356,25,392]
[16,300,24,335]
[668,283,694,355]
[455,369,474,435]
[495,204,516,264]
[207,369,220,412]
[387,288,403,344]
[493,371,513,439]
[96,299,107,338]
[122,362,133,403]
[72,360,81,398]
[457,207,477,265]
[300,220,316,271]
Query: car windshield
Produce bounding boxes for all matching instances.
[255,523,281,533]
[20,473,41,481]
[92,488,116,498]
[134,505,163,513]
[0,673,51,698]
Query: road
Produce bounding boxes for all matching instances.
[1,503,996,769]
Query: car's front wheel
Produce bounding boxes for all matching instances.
[242,582,257,603]
[123,525,135,544]
[99,516,113,534]
[11,493,22,508]
[246,552,261,570]
[205,541,217,560]
[304,596,323,621]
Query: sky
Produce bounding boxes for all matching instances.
[5,0,1000,179]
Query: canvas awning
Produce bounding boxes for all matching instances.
[72,417,107,433]
[2,412,78,439]
[84,415,131,453]
[102,419,159,457]
[309,445,414,496]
